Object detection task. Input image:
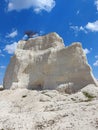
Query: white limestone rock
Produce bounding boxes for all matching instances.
[81,84,98,97]
[3,32,98,91]
[56,82,74,94]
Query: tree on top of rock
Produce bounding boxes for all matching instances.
[24,30,38,38]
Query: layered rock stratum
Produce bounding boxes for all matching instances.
[3,32,98,92]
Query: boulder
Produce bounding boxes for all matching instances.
[3,32,98,91]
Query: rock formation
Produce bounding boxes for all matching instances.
[3,32,98,91]
[1,33,98,129]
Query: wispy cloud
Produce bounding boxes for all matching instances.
[93,60,98,66]
[4,42,18,54]
[76,10,80,15]
[93,54,98,66]
[95,0,98,11]
[7,0,56,13]
[0,66,6,69]
[6,30,18,38]
[95,55,98,58]
[0,49,5,57]
[70,25,87,36]
[70,20,98,35]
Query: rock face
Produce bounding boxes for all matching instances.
[3,32,98,91]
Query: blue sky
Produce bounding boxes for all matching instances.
[0,0,98,84]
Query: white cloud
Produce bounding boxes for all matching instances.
[0,54,5,57]
[70,26,80,36]
[6,30,18,38]
[93,60,98,66]
[7,0,56,13]
[0,49,5,57]
[4,42,18,54]
[76,10,80,15]
[0,66,5,69]
[70,26,79,30]
[85,20,98,32]
[95,0,98,11]
[70,20,98,35]
[95,55,98,58]
[70,25,87,36]
[70,26,86,32]
[83,48,90,55]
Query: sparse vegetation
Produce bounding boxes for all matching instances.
[25,30,37,38]
[71,98,76,101]
[95,118,98,128]
[83,91,95,101]
[35,119,55,130]
[22,95,27,98]
[35,122,45,130]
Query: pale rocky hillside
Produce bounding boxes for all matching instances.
[0,33,98,130]
[0,84,98,130]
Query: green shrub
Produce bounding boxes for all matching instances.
[83,91,95,101]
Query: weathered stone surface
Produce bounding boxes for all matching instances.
[3,32,98,91]
[0,85,98,130]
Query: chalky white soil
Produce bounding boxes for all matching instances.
[0,84,98,130]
